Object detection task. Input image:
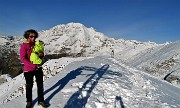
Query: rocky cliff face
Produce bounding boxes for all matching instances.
[0,36,23,77]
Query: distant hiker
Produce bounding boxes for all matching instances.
[111,50,114,58]
[20,29,49,108]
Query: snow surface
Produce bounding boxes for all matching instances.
[0,56,179,108]
[0,37,9,45]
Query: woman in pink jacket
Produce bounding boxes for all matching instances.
[20,29,49,108]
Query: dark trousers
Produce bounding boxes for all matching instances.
[24,68,44,102]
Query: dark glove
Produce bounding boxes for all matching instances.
[38,52,44,59]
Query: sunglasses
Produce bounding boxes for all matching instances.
[29,36,37,38]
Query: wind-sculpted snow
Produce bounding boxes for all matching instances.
[0,56,179,108]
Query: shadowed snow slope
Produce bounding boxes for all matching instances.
[126,40,180,85]
[0,56,180,108]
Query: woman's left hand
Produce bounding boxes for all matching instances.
[38,52,44,58]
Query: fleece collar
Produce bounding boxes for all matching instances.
[23,39,35,45]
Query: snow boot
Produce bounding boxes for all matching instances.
[38,101,49,108]
[26,102,32,108]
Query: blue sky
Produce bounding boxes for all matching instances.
[0,0,179,43]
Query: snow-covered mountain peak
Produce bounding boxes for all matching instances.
[39,22,98,38]
[37,22,160,58]
[38,22,111,55]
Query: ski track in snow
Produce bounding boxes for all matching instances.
[0,56,180,108]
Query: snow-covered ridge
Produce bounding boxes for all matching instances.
[0,56,180,108]
[0,35,23,52]
[125,40,180,84]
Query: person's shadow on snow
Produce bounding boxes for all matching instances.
[32,67,84,106]
[64,64,111,108]
[33,64,123,107]
[115,96,125,108]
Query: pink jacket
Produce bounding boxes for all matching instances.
[20,40,37,72]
